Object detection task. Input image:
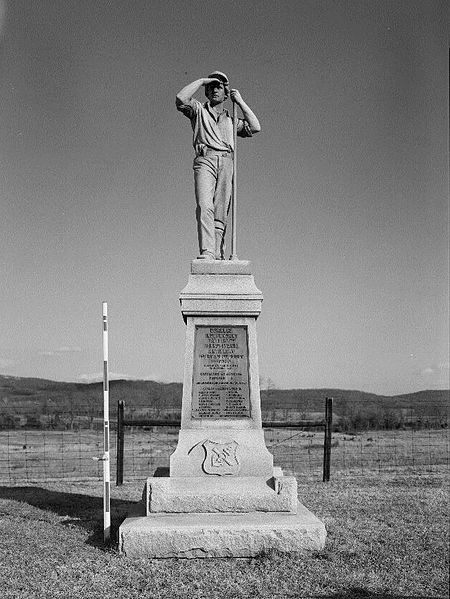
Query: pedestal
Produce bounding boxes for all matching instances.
[119,260,326,558]
[120,502,326,558]
[171,259,273,478]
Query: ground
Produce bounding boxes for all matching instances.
[0,469,448,599]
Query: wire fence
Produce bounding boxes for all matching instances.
[0,426,448,484]
[0,429,107,483]
[0,396,448,483]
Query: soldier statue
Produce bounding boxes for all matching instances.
[176,71,261,260]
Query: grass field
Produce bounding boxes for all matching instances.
[0,427,448,483]
[0,470,448,598]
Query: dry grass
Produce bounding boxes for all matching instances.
[0,470,448,599]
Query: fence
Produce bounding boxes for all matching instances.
[0,428,108,482]
[116,398,333,485]
[0,394,448,483]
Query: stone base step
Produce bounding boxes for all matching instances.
[143,475,298,514]
[119,502,326,558]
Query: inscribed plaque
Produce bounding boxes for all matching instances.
[192,326,251,419]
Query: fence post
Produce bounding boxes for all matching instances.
[116,400,125,486]
[323,397,333,482]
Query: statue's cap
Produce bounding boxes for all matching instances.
[208,71,229,85]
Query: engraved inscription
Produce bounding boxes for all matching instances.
[192,326,251,419]
[202,440,240,476]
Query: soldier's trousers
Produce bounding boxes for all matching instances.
[193,153,233,259]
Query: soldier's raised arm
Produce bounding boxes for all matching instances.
[176,77,221,106]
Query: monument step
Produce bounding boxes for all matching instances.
[143,475,298,514]
[119,501,327,558]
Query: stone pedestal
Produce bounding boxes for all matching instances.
[119,503,326,558]
[119,260,326,558]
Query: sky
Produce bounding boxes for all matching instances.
[0,0,448,395]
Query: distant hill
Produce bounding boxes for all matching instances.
[0,375,448,431]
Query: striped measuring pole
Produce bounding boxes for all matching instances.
[102,301,111,542]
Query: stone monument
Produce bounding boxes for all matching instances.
[119,260,326,557]
[119,72,326,557]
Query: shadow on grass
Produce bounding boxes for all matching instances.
[0,485,137,550]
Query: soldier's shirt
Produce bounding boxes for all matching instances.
[176,98,252,156]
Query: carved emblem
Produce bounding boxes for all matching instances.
[202,440,240,476]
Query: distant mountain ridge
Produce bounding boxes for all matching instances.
[1,373,448,401]
[1,375,447,428]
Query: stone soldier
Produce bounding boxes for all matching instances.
[176,72,261,260]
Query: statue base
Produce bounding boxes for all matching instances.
[118,259,327,558]
[119,500,326,558]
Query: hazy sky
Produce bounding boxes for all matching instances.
[0,0,448,395]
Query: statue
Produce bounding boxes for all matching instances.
[176,72,261,260]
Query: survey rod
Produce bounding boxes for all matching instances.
[102,301,111,542]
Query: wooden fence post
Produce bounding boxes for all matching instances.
[116,400,125,486]
[323,397,333,482]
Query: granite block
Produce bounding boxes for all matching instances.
[191,260,252,275]
[119,501,327,558]
[170,428,274,478]
[143,476,298,514]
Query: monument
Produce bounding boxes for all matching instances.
[119,72,326,558]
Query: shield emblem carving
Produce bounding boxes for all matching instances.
[202,440,240,476]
